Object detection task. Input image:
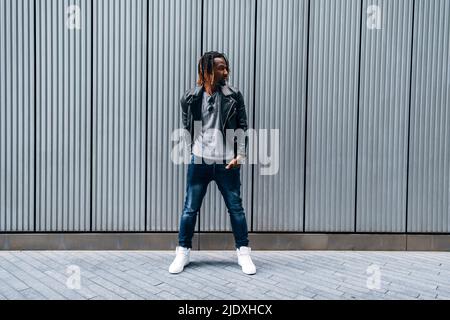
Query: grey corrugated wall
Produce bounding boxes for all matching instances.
[0,0,449,234]
[92,0,147,231]
[0,0,35,231]
[356,0,413,232]
[408,0,450,232]
[305,0,361,232]
[253,0,308,231]
[36,0,91,231]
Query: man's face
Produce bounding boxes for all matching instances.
[212,57,229,86]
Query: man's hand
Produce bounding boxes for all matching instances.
[225,155,245,169]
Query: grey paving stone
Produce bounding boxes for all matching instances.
[1,251,449,300]
[0,286,25,299]
[385,288,421,299]
[156,290,184,300]
[0,258,66,299]
[9,252,88,300]
[19,288,47,300]
[84,282,124,300]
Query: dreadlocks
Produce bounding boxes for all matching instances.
[196,51,230,87]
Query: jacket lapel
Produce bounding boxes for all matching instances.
[220,85,236,129]
[188,84,236,126]
[189,86,204,120]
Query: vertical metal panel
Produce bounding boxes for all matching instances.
[356,0,413,232]
[2,0,450,236]
[147,0,201,231]
[201,0,255,232]
[253,0,308,231]
[92,0,147,231]
[36,0,91,231]
[0,0,35,231]
[305,0,361,232]
[408,0,450,232]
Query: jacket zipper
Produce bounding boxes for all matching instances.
[222,101,236,133]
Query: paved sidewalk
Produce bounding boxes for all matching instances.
[0,250,449,300]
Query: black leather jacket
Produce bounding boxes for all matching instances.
[180,84,248,159]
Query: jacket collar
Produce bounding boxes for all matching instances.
[189,84,236,125]
[191,84,234,100]
[220,84,234,96]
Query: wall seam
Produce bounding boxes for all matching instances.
[89,0,94,232]
[251,0,257,233]
[33,0,37,232]
[405,0,416,234]
[302,0,311,233]
[144,0,150,232]
[354,0,364,233]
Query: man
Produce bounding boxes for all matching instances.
[169,51,256,275]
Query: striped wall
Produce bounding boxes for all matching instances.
[1,0,449,234]
[0,0,35,231]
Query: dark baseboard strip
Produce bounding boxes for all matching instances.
[0,233,197,251]
[200,233,408,251]
[0,233,449,251]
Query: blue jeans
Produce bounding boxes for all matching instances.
[178,154,249,249]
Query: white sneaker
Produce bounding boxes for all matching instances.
[236,246,256,275]
[169,246,191,274]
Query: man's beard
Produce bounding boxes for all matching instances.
[216,77,227,87]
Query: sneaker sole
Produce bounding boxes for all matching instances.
[238,261,256,275]
[169,261,190,274]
